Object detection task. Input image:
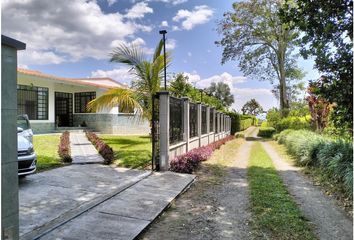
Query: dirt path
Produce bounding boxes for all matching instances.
[140,139,253,240]
[261,141,353,240]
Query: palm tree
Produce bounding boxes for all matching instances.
[88,39,170,122]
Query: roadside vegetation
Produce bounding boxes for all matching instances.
[248,142,316,239]
[33,135,63,171]
[99,135,151,169]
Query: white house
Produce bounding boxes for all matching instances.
[17,68,150,134]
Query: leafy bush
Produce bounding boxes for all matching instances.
[58,131,72,163]
[86,132,114,164]
[277,129,353,198]
[240,115,257,130]
[170,135,235,173]
[276,116,311,132]
[258,127,276,138]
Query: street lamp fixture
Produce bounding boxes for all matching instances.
[159,30,167,90]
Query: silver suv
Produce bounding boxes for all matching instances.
[17,115,37,176]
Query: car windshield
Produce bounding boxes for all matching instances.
[17,115,30,130]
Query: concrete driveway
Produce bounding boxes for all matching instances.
[19,164,149,239]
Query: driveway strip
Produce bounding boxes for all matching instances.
[39,171,195,240]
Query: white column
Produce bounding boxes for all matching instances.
[159,91,169,171]
[182,97,189,152]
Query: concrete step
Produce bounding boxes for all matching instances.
[53,127,94,133]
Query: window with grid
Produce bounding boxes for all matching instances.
[74,92,96,113]
[209,108,214,132]
[17,85,48,120]
[169,97,184,145]
[201,105,207,134]
[189,102,198,138]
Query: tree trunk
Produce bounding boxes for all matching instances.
[278,40,289,117]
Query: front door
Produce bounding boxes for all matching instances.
[55,92,73,127]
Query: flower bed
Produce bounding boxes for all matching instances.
[58,131,72,163]
[170,135,235,173]
[86,131,114,165]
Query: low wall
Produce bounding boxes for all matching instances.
[169,142,187,160]
[73,113,150,135]
[31,122,56,134]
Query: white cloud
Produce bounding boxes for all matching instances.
[172,5,214,30]
[232,88,277,112]
[107,0,117,6]
[131,37,146,46]
[166,39,177,50]
[160,21,169,27]
[147,0,188,5]
[110,37,154,54]
[125,2,153,19]
[172,26,180,31]
[194,72,246,89]
[91,67,133,85]
[1,0,152,65]
[187,52,192,57]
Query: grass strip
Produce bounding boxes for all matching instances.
[99,135,151,169]
[248,142,316,240]
[33,135,63,171]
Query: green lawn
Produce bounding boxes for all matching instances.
[33,135,64,171]
[99,135,152,169]
[248,142,316,240]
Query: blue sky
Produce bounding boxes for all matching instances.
[2,0,320,111]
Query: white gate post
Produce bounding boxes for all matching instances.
[159,91,169,171]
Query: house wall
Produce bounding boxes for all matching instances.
[17,74,149,134]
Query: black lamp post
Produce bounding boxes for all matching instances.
[159,30,167,90]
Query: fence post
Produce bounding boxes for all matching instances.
[159,91,169,171]
[182,97,189,152]
[206,106,210,144]
[197,103,202,147]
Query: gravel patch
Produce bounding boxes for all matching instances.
[140,140,253,240]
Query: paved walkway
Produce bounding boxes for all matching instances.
[19,165,150,239]
[261,141,353,240]
[39,172,195,240]
[70,132,104,164]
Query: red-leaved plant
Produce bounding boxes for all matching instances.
[58,131,72,163]
[86,131,114,164]
[170,135,235,173]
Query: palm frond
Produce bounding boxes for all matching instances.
[110,43,145,67]
[87,88,143,117]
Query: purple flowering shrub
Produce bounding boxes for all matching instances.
[58,131,72,163]
[170,135,235,173]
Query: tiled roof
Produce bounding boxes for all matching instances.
[18,68,128,89]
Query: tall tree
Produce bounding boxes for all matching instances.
[216,0,303,116]
[241,98,264,115]
[206,82,234,108]
[88,40,170,122]
[280,0,353,130]
[169,73,193,98]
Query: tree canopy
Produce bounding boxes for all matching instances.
[206,82,234,108]
[241,98,263,115]
[280,0,353,130]
[216,0,303,116]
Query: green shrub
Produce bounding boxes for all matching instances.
[277,129,353,198]
[276,116,311,132]
[258,127,276,138]
[227,113,258,133]
[260,121,268,127]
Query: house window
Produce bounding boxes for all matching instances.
[74,92,96,113]
[17,85,48,120]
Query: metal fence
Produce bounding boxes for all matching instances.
[189,102,198,138]
[209,108,214,132]
[201,105,207,134]
[169,97,184,145]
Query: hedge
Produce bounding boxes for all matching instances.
[58,131,72,163]
[227,112,257,134]
[257,127,276,138]
[276,130,353,198]
[86,132,114,164]
[170,135,235,173]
